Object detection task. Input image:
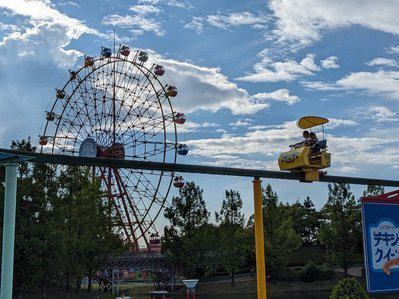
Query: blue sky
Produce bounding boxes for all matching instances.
[0,0,399,222]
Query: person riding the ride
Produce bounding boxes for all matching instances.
[307,132,320,153]
[291,130,310,148]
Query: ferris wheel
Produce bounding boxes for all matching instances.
[39,45,188,251]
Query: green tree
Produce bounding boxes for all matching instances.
[288,196,321,245]
[164,182,209,238]
[215,190,245,226]
[215,190,248,286]
[248,184,300,275]
[163,182,210,277]
[319,183,361,274]
[330,278,369,299]
[56,166,125,293]
[363,185,384,197]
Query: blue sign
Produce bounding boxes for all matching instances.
[362,190,399,294]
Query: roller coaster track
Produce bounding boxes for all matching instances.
[0,148,398,187]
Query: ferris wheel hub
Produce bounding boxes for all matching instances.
[98,143,126,160]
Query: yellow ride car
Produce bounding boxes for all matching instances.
[278,116,331,182]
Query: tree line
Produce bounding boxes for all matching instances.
[162,181,385,285]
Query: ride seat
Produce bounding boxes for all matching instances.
[318,139,327,149]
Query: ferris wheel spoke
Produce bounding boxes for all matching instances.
[113,168,151,248]
[62,95,94,137]
[76,77,97,131]
[122,171,166,226]
[119,99,166,143]
[109,168,141,248]
[123,170,166,208]
[98,167,138,248]
[129,120,172,150]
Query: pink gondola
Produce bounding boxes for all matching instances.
[174,113,186,124]
[121,45,130,57]
[154,65,165,76]
[39,136,48,146]
[173,176,185,188]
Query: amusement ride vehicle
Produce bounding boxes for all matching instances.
[40,45,189,251]
[278,116,331,182]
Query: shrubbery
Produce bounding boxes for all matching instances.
[272,262,334,282]
[330,278,369,299]
[301,261,319,282]
[300,261,334,282]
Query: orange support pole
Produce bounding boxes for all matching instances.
[253,177,267,299]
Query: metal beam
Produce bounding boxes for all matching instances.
[0,148,398,187]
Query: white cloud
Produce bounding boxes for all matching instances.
[57,1,79,7]
[167,0,190,8]
[237,53,320,83]
[325,119,357,129]
[0,22,81,66]
[102,14,164,37]
[0,22,19,32]
[143,51,269,114]
[367,106,397,122]
[206,11,267,30]
[251,88,300,105]
[0,0,101,39]
[184,17,203,34]
[0,0,106,68]
[269,0,399,47]
[366,57,398,67]
[185,11,267,33]
[301,80,339,91]
[129,5,161,15]
[216,128,227,134]
[102,3,164,37]
[388,45,399,54]
[177,121,220,133]
[137,0,161,4]
[303,71,399,100]
[230,119,252,127]
[337,71,399,99]
[321,56,340,69]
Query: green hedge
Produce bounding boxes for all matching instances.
[273,262,334,282]
[330,278,369,299]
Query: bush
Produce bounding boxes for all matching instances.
[272,267,301,281]
[272,263,335,282]
[301,261,319,282]
[318,265,335,280]
[330,278,369,299]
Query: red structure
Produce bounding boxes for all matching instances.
[40,46,188,251]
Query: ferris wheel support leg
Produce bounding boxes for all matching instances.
[0,163,18,299]
[253,177,267,299]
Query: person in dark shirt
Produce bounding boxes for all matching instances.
[308,132,320,153]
